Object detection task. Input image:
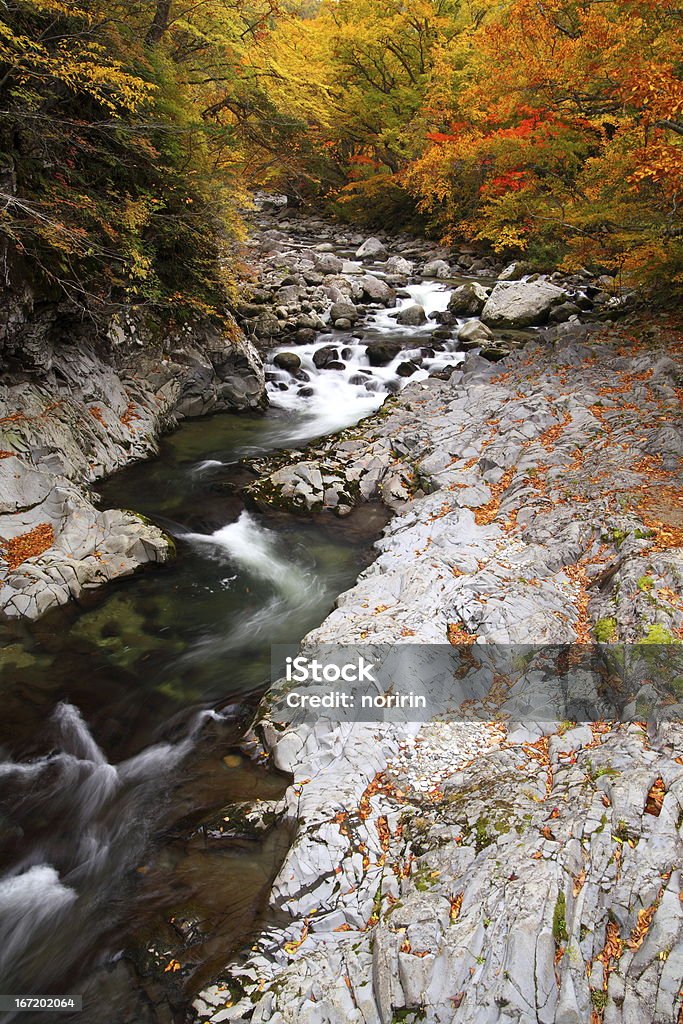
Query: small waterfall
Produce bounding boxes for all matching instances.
[0,867,77,984]
[406,281,452,317]
[53,702,107,765]
[0,702,216,1008]
[186,512,311,602]
[182,512,330,657]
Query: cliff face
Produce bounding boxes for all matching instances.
[0,272,266,620]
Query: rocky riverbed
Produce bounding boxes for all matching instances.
[0,197,634,623]
[191,209,683,1024]
[2,199,682,1024]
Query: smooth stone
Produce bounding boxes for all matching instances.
[395,304,427,326]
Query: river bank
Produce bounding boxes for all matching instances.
[0,306,265,620]
[190,209,683,1023]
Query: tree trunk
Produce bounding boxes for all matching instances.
[146,1,172,44]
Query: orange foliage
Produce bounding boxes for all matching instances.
[1,523,55,570]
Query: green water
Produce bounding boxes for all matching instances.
[1,411,385,762]
[0,408,386,1022]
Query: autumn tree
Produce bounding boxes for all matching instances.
[406,0,683,283]
[0,0,293,318]
[2,0,680,310]
[251,0,465,224]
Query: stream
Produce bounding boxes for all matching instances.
[0,246,469,1022]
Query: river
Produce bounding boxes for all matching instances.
[0,248,465,1022]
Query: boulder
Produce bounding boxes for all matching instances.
[548,301,582,324]
[365,340,403,366]
[498,261,533,281]
[480,344,511,362]
[422,259,451,278]
[275,285,303,305]
[430,364,458,379]
[295,328,317,345]
[324,285,346,305]
[253,311,282,339]
[329,301,359,324]
[395,304,427,326]
[457,320,494,346]
[432,311,457,327]
[324,275,361,300]
[295,313,325,331]
[359,275,396,305]
[481,280,566,328]
[312,346,339,369]
[396,360,420,377]
[315,253,344,275]
[448,283,489,316]
[273,351,301,372]
[385,255,415,276]
[355,236,388,261]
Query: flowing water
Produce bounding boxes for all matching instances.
[0,248,473,1022]
[266,282,460,440]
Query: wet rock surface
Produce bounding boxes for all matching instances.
[196,317,683,1024]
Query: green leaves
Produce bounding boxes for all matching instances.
[0,0,280,319]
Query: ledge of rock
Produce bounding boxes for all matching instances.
[0,307,265,620]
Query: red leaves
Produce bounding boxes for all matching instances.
[484,170,530,197]
[426,131,458,144]
[1,523,55,571]
[447,623,478,646]
[644,778,666,817]
[627,904,657,950]
[473,468,514,526]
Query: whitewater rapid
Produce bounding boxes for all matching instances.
[265,281,461,442]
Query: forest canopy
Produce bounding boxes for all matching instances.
[1,0,681,321]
